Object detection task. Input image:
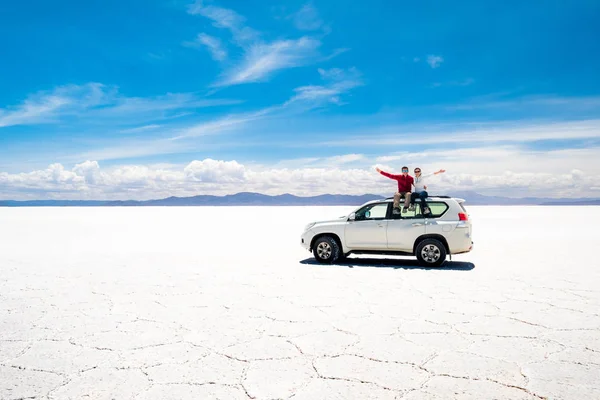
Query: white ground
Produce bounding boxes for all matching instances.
[0,206,599,400]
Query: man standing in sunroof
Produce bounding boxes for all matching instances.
[376,166,414,214]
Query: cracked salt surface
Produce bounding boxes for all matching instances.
[1,206,599,400]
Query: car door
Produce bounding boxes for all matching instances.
[423,201,453,235]
[344,202,390,250]
[386,203,426,252]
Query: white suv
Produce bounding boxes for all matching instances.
[300,196,473,267]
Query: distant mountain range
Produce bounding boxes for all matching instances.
[1,191,599,207]
[447,191,600,206]
[0,193,383,207]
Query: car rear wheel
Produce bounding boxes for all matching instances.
[416,238,447,267]
[313,236,340,264]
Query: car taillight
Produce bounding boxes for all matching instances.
[458,212,468,221]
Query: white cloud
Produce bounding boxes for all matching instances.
[314,119,600,148]
[317,67,347,80]
[0,96,66,127]
[0,83,241,128]
[3,147,600,200]
[187,1,332,87]
[109,165,183,187]
[172,104,278,140]
[373,146,600,198]
[326,154,364,165]
[93,93,240,116]
[72,160,101,185]
[307,145,592,197]
[174,116,251,138]
[70,139,188,163]
[322,47,351,62]
[57,116,599,166]
[288,67,363,105]
[187,1,259,46]
[0,163,84,193]
[119,124,162,134]
[186,33,228,61]
[374,146,600,174]
[172,68,363,139]
[217,37,322,86]
[293,2,323,31]
[51,74,364,164]
[427,55,444,68]
[324,154,365,166]
[0,83,109,128]
[270,154,365,169]
[184,159,246,182]
[446,94,600,112]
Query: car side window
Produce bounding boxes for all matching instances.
[427,202,449,217]
[355,203,389,221]
[390,204,423,219]
[388,201,450,219]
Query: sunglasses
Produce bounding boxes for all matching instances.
[414,170,421,173]
[402,169,408,172]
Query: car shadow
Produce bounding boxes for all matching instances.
[299,257,475,271]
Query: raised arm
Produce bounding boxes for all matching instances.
[423,169,446,178]
[423,170,445,190]
[376,167,399,179]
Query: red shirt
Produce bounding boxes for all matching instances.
[380,171,414,192]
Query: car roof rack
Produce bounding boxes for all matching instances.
[384,195,452,200]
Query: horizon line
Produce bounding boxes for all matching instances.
[1,191,600,205]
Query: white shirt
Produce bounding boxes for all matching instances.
[413,172,436,192]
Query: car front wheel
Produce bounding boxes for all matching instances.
[416,238,447,267]
[313,236,340,264]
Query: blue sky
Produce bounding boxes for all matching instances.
[1,0,600,199]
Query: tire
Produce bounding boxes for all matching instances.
[313,236,341,264]
[415,238,447,267]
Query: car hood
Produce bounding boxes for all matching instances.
[313,215,348,225]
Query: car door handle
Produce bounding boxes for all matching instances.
[377,223,385,227]
[412,222,424,226]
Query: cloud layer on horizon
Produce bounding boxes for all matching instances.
[2,144,600,200]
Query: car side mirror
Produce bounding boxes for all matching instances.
[348,212,356,221]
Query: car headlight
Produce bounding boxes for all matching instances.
[304,222,316,231]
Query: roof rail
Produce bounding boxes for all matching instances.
[384,195,453,199]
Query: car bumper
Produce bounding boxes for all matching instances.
[452,241,474,255]
[300,230,314,251]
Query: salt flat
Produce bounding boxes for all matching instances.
[1,205,599,400]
